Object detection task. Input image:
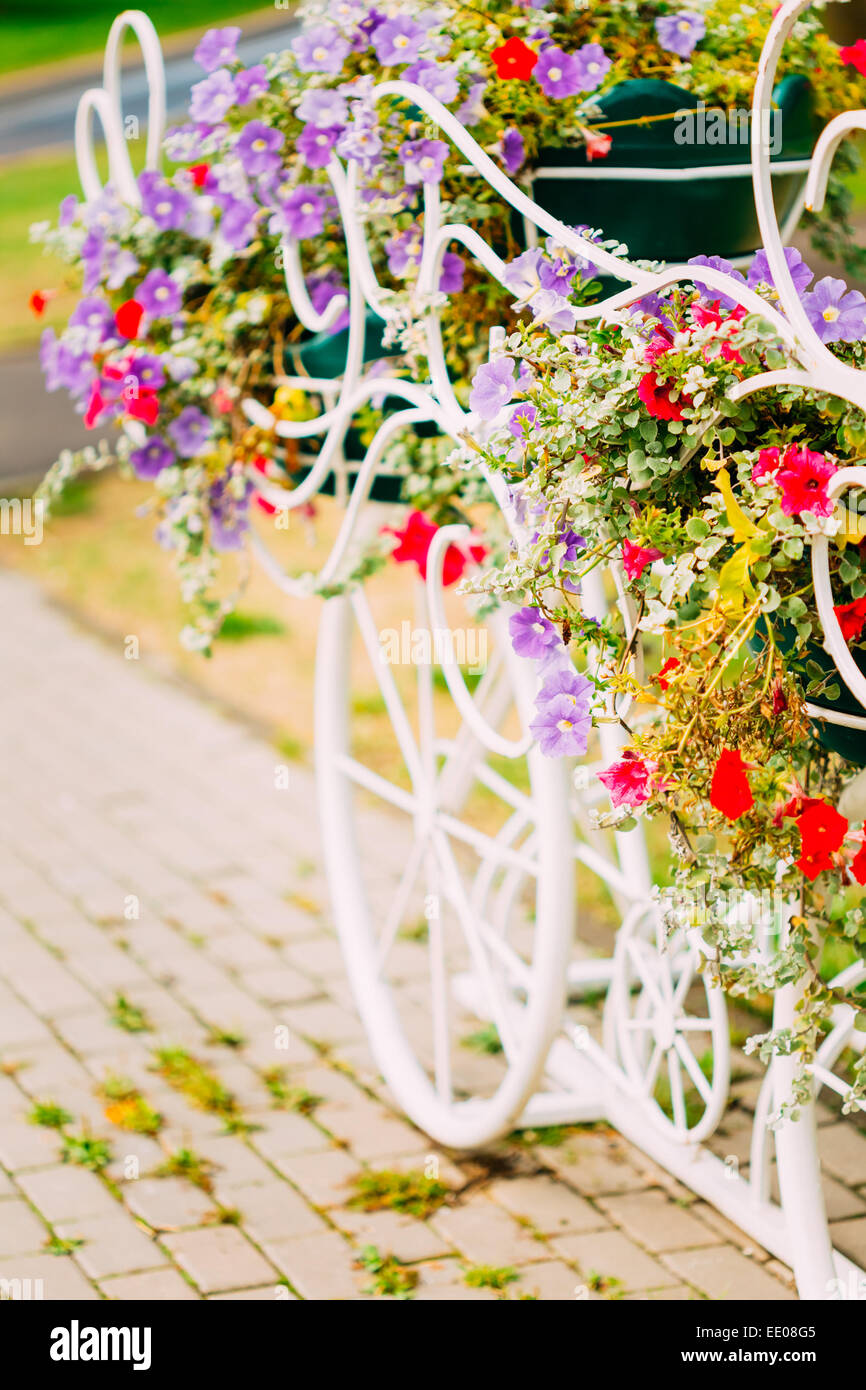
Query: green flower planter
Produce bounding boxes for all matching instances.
[751,618,866,767]
[530,75,816,265]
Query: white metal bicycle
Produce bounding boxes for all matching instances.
[75,0,866,1300]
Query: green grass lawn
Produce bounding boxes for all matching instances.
[0,149,86,352]
[0,2,277,77]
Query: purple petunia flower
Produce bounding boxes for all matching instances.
[529,689,593,757]
[68,296,115,344]
[138,171,190,231]
[403,60,459,104]
[194,27,241,72]
[399,138,448,185]
[59,194,78,227]
[40,328,96,398]
[655,12,706,59]
[137,269,182,319]
[336,117,383,164]
[456,80,487,127]
[307,270,350,334]
[439,251,464,295]
[235,119,285,175]
[127,353,166,391]
[296,124,341,169]
[189,69,237,124]
[168,405,213,458]
[747,246,813,298]
[529,288,578,334]
[500,126,526,175]
[81,228,106,294]
[688,254,748,312]
[469,357,516,420]
[372,16,425,65]
[503,248,545,305]
[386,227,423,277]
[234,64,268,105]
[292,24,351,74]
[296,88,348,127]
[535,666,593,711]
[129,435,175,479]
[508,402,538,440]
[276,187,326,241]
[535,47,584,99]
[509,606,561,661]
[802,276,866,344]
[539,256,578,295]
[105,245,139,290]
[572,42,612,93]
[209,473,252,551]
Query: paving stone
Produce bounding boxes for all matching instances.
[209,1284,296,1300]
[818,1123,866,1188]
[431,1200,549,1266]
[334,1208,452,1263]
[0,1121,63,1171]
[102,1268,199,1300]
[413,1283,498,1301]
[488,1175,607,1237]
[231,1181,329,1245]
[55,1213,167,1279]
[251,1111,330,1161]
[827,1216,866,1266]
[597,1190,723,1253]
[662,1245,796,1300]
[0,1252,99,1300]
[0,1199,49,1257]
[162,1225,278,1294]
[313,1104,421,1159]
[514,1260,591,1301]
[276,1149,360,1207]
[265,1231,363,1299]
[124,1177,216,1230]
[551,1230,681,1293]
[16,1166,118,1223]
[538,1129,650,1197]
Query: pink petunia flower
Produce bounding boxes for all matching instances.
[598,750,659,810]
[622,537,663,582]
[751,446,781,484]
[774,444,838,517]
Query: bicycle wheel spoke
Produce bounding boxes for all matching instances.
[337,755,417,815]
[351,589,424,787]
[431,827,518,1058]
[376,837,426,971]
[674,1035,712,1104]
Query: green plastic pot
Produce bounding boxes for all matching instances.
[751,617,866,767]
[529,75,815,265]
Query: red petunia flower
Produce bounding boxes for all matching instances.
[797,801,848,857]
[637,371,690,421]
[584,128,612,161]
[771,679,788,715]
[188,163,211,187]
[656,657,681,690]
[115,299,144,340]
[251,454,277,515]
[834,597,866,644]
[491,36,538,81]
[621,537,662,582]
[840,39,866,76]
[126,390,159,426]
[850,842,866,886]
[690,301,746,363]
[384,511,486,585]
[709,748,754,820]
[29,289,56,316]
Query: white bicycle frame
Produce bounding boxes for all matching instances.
[74,0,866,1299]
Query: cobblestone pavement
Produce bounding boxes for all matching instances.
[1,571,865,1302]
